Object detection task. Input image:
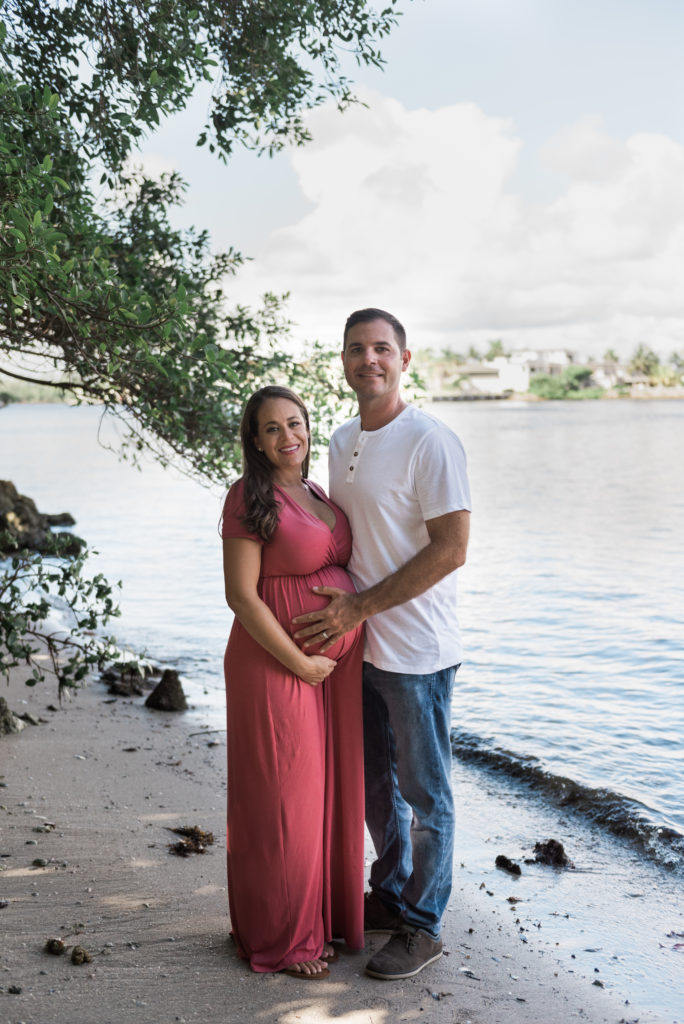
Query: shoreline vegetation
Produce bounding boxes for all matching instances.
[431,387,684,401]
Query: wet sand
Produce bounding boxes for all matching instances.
[0,665,675,1024]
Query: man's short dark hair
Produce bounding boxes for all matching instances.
[343,308,407,351]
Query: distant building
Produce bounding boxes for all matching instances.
[588,359,627,389]
[436,348,577,397]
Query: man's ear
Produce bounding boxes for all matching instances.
[402,348,412,371]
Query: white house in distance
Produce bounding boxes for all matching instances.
[438,349,575,397]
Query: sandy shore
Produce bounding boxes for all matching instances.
[0,665,672,1024]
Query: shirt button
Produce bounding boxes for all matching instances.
[349,466,354,471]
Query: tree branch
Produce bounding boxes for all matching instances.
[0,366,73,390]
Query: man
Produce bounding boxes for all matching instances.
[293,308,471,980]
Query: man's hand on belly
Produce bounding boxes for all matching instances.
[292,587,364,653]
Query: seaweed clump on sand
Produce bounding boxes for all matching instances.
[528,838,573,868]
[167,825,215,857]
[495,854,522,876]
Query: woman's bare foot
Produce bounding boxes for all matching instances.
[321,942,339,963]
[281,957,330,979]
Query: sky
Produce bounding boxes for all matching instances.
[139,0,684,360]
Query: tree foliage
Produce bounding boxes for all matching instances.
[485,339,506,361]
[3,0,401,169]
[0,0,405,480]
[529,365,602,400]
[628,343,660,379]
[0,0,405,686]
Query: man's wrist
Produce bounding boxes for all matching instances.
[353,587,376,623]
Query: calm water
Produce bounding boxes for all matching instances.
[2,399,683,868]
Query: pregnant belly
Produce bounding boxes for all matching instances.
[261,564,361,661]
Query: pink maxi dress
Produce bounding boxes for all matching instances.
[221,478,365,972]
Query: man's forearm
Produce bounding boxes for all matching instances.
[294,509,470,649]
[355,536,465,621]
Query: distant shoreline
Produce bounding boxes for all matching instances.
[428,388,684,402]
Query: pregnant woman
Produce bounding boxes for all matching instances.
[221,385,364,978]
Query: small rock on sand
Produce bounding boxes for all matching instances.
[145,670,188,712]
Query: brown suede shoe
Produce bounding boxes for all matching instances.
[363,891,403,934]
[365,925,443,979]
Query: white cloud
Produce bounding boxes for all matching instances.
[229,89,684,358]
[541,115,629,182]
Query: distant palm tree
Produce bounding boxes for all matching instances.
[485,339,506,361]
[628,344,659,377]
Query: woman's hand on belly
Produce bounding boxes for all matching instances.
[298,654,337,686]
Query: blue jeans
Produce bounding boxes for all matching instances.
[363,662,458,939]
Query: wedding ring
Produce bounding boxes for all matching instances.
[322,630,329,640]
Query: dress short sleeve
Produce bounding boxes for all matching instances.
[221,478,265,544]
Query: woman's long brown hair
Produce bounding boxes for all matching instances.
[240,385,311,542]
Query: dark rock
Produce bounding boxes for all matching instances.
[0,697,26,735]
[107,679,143,696]
[495,854,522,876]
[44,512,76,526]
[0,480,83,554]
[145,670,188,712]
[17,711,41,726]
[102,660,156,696]
[108,679,144,697]
[103,661,145,681]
